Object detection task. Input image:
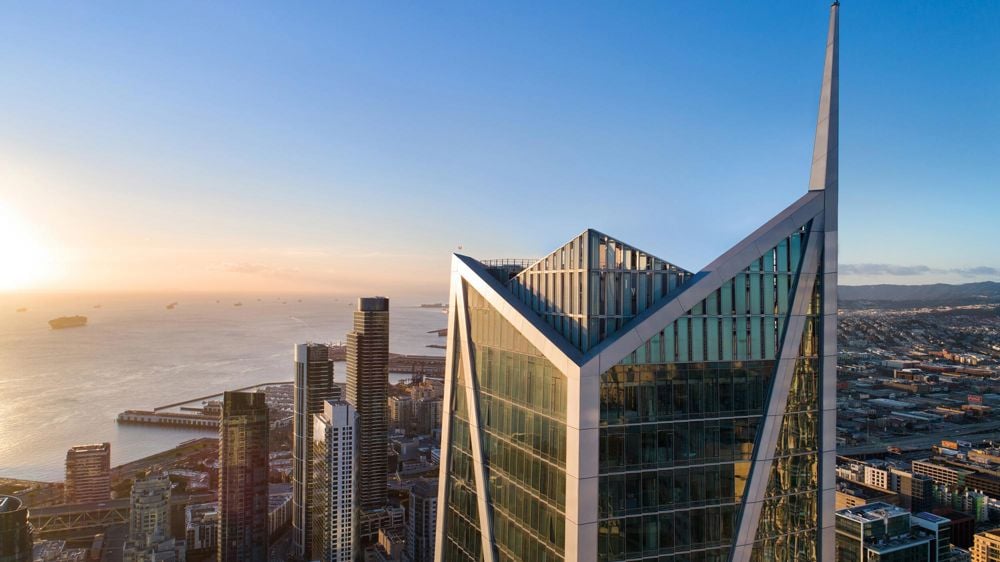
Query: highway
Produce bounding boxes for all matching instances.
[838,419,1000,457]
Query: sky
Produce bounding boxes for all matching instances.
[1,1,998,298]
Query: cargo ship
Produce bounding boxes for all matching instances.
[49,316,88,329]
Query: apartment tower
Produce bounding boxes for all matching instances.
[123,471,186,562]
[64,443,111,504]
[407,479,439,562]
[293,343,340,560]
[435,3,840,561]
[312,400,359,562]
[218,391,269,562]
[346,297,390,511]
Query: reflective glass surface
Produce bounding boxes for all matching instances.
[598,226,819,562]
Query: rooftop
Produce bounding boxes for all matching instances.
[912,512,950,524]
[0,495,23,513]
[836,502,910,523]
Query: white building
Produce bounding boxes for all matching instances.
[313,400,358,562]
[123,472,186,562]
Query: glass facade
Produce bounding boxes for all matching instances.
[442,284,570,562]
[509,230,692,353]
[443,339,484,562]
[596,226,813,562]
[747,269,822,562]
[440,215,829,562]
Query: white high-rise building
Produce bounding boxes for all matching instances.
[313,400,358,562]
[123,472,186,562]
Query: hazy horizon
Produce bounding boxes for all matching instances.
[2,2,998,295]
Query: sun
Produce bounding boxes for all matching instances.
[0,203,55,291]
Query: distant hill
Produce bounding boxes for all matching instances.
[839,281,1000,303]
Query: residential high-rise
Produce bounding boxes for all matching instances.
[346,297,390,511]
[218,391,269,562]
[0,496,32,562]
[123,471,186,562]
[313,400,358,562]
[435,4,840,561]
[406,480,438,562]
[972,529,1000,562]
[293,342,340,560]
[65,443,111,504]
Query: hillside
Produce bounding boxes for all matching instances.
[839,281,1000,304]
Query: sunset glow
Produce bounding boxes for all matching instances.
[0,203,55,291]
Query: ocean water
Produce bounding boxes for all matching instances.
[0,294,447,481]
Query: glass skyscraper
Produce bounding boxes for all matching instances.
[0,496,32,562]
[293,342,340,561]
[435,4,840,561]
[219,391,270,562]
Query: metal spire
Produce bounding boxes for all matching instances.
[809,1,839,192]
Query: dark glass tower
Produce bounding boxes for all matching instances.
[436,4,840,561]
[346,297,390,511]
[218,391,269,562]
[293,343,339,560]
[0,496,32,562]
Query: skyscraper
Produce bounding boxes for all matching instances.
[65,443,111,504]
[293,343,340,560]
[346,297,390,511]
[313,400,358,562]
[218,391,269,562]
[435,4,840,562]
[406,480,438,562]
[0,496,32,562]
[123,471,186,562]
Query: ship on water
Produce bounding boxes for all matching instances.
[49,316,88,330]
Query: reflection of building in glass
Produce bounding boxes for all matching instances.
[434,4,840,561]
[293,343,340,561]
[218,391,269,562]
[65,443,111,504]
[0,495,33,562]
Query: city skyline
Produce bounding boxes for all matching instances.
[5,3,1000,562]
[2,2,999,295]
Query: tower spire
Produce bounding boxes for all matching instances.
[809,1,839,192]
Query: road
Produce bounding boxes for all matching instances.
[838,419,1000,456]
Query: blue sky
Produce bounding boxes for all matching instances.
[1,1,998,296]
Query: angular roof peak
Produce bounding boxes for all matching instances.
[809,0,839,193]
